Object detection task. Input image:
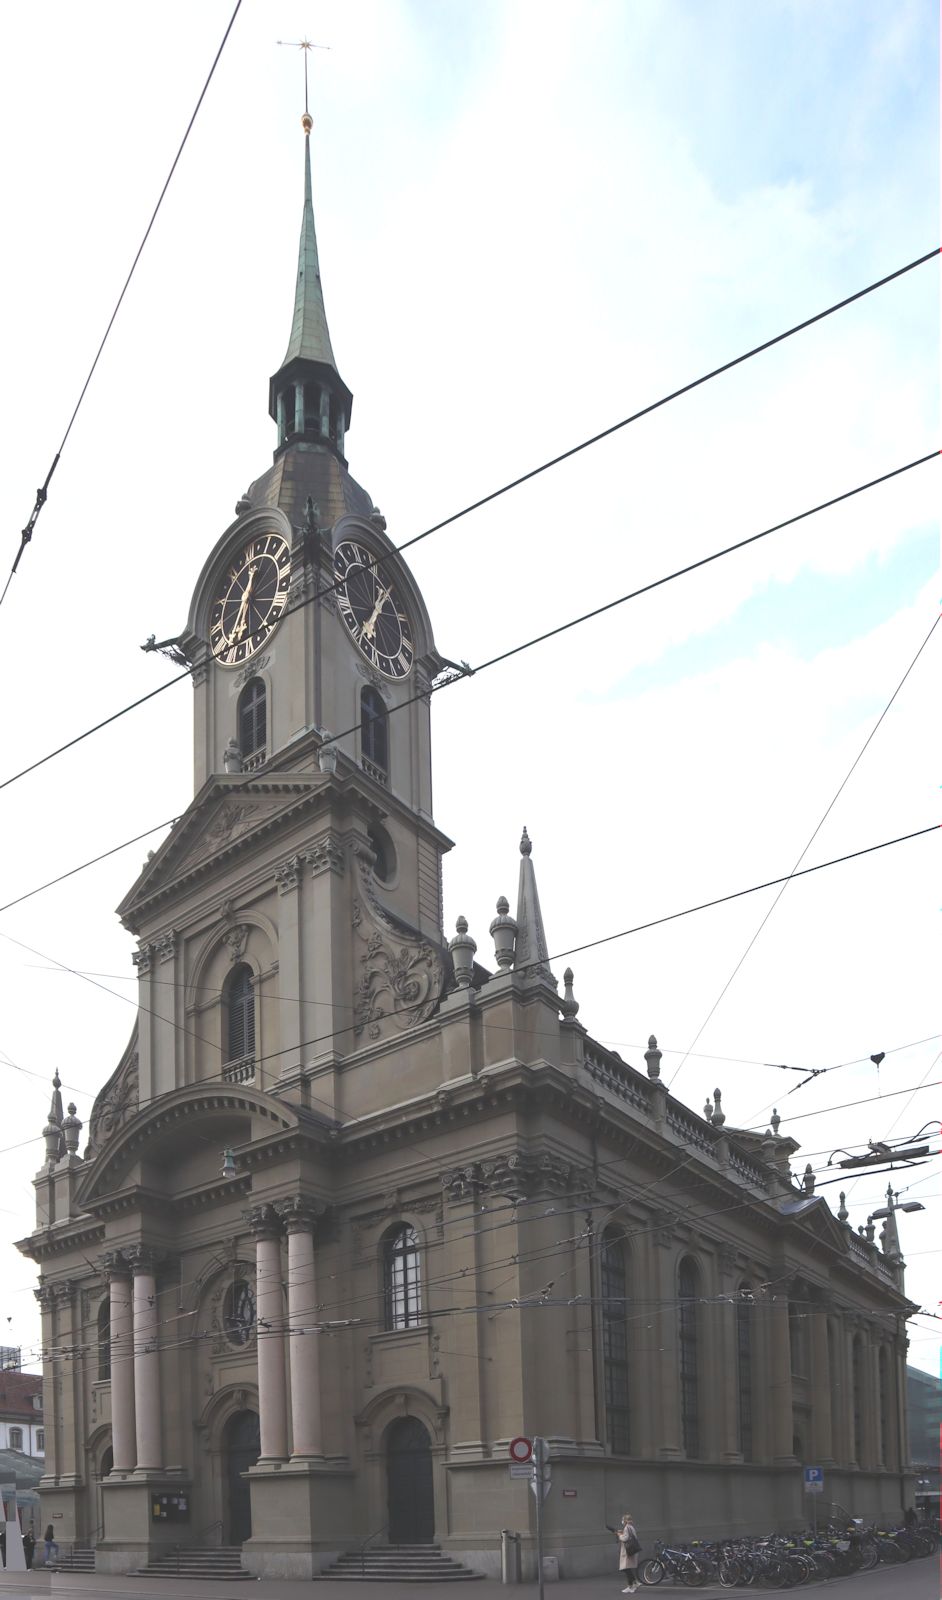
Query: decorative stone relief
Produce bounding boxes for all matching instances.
[222,924,249,961]
[307,834,344,877]
[351,853,445,1039]
[275,856,304,894]
[154,930,177,964]
[200,801,261,858]
[355,660,392,699]
[234,655,269,689]
[86,1054,140,1158]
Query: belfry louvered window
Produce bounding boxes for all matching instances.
[361,687,388,775]
[238,678,267,762]
[601,1228,630,1454]
[678,1257,700,1458]
[226,965,255,1063]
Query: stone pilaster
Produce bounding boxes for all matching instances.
[249,1206,288,1461]
[128,1245,162,1471]
[810,1302,834,1464]
[281,1199,323,1459]
[103,1253,136,1472]
[768,1289,795,1463]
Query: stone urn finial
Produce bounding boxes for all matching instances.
[711,1088,726,1127]
[449,915,477,990]
[644,1035,662,1079]
[489,895,517,970]
[560,968,579,1020]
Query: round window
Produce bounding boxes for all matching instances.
[223,1279,257,1346]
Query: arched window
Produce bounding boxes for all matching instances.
[224,1279,257,1347]
[225,965,255,1065]
[97,1297,111,1381]
[852,1336,865,1464]
[736,1284,753,1460]
[238,678,267,765]
[361,688,388,779]
[678,1258,700,1458]
[878,1345,889,1466]
[9,1427,22,1451]
[383,1224,422,1330]
[601,1228,630,1454]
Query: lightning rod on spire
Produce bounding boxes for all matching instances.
[277,36,331,123]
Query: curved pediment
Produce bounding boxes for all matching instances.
[76,1082,300,1208]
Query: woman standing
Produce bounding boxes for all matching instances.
[617,1512,641,1593]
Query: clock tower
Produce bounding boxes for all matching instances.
[116,114,453,1115]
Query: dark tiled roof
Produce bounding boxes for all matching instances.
[0,1371,42,1420]
[246,442,373,531]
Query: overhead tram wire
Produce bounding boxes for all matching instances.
[667,606,942,1098]
[0,821,936,1130]
[2,448,936,799]
[1,1,244,615]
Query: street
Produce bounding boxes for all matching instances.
[0,1555,940,1600]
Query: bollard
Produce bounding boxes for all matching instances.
[500,1529,521,1583]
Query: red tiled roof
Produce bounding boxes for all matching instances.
[0,1372,43,1420]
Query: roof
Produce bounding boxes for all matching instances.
[0,1372,42,1420]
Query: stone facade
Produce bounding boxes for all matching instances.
[17,119,917,1579]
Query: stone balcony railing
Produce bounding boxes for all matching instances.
[582,1041,650,1113]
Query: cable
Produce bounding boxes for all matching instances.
[0,818,177,917]
[669,609,942,1097]
[0,673,191,796]
[0,822,935,1138]
[1,2,244,612]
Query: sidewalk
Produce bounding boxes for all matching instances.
[0,1574,720,1600]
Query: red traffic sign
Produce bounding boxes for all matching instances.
[509,1436,532,1463]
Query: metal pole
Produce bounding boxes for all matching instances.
[534,1437,545,1600]
[812,1491,817,1539]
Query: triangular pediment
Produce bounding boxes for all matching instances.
[778,1193,850,1254]
[117,774,322,926]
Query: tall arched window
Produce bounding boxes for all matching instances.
[852,1335,865,1464]
[361,687,388,779]
[383,1224,422,1330]
[225,965,255,1065]
[878,1345,889,1466]
[601,1228,630,1454]
[97,1297,111,1381]
[238,678,267,766]
[736,1284,753,1460]
[678,1258,700,1458]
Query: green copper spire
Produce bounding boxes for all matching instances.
[282,119,338,370]
[269,113,352,458]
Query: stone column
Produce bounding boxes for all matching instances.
[810,1301,834,1463]
[104,1253,137,1472]
[128,1245,162,1471]
[651,1231,683,1459]
[34,1286,58,1477]
[767,1288,795,1463]
[250,1206,288,1461]
[282,1199,323,1459]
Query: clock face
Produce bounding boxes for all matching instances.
[210,533,291,665]
[334,540,415,678]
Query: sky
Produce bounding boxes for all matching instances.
[0,0,938,1382]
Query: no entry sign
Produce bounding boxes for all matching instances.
[509,1436,533,1463]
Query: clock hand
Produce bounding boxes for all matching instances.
[362,585,392,642]
[230,565,258,642]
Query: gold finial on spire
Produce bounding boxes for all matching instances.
[277,35,330,132]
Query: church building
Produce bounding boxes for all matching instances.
[19,110,916,1580]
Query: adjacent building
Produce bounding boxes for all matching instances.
[18,110,918,1579]
[0,1368,44,1460]
[907,1364,941,1520]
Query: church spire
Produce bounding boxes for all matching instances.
[513,827,556,987]
[268,112,353,459]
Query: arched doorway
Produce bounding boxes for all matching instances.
[386,1417,433,1544]
[224,1411,260,1545]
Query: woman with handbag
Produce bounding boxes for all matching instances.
[617,1512,641,1593]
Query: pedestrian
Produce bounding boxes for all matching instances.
[44,1523,59,1565]
[23,1528,34,1569]
[904,1506,917,1530]
[617,1511,641,1593]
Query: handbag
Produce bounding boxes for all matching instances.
[624,1531,641,1557]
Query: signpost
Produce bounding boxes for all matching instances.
[507,1436,551,1600]
[803,1466,824,1536]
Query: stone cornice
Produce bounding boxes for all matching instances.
[16,1219,105,1264]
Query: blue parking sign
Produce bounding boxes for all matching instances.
[803,1466,824,1494]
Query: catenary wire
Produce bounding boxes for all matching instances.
[669,610,942,1099]
[0,823,935,1136]
[1,2,244,612]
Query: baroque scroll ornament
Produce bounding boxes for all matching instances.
[86,1052,140,1156]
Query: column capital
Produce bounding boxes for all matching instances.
[125,1243,164,1275]
[34,1284,57,1308]
[99,1249,131,1280]
[246,1203,283,1240]
[277,1196,325,1235]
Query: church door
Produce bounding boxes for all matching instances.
[386,1417,434,1544]
[224,1411,260,1545]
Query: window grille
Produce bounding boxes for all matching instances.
[678,1258,700,1458]
[601,1229,630,1454]
[383,1224,422,1330]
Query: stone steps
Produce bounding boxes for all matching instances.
[320,1544,483,1581]
[46,1550,96,1573]
[137,1546,253,1581]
